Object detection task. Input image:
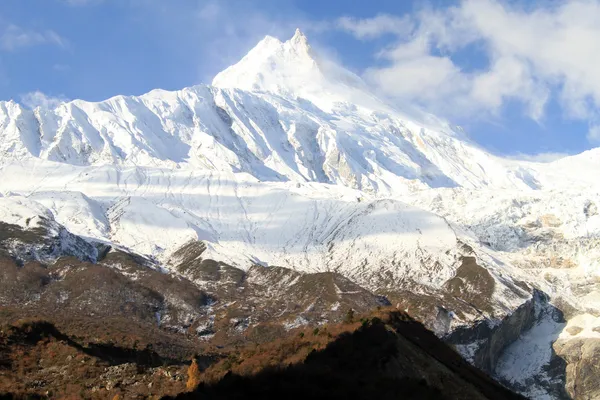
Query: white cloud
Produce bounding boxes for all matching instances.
[336,14,413,39]
[588,125,600,143]
[0,24,66,51]
[20,91,68,110]
[365,36,468,104]
[337,0,600,143]
[469,56,548,121]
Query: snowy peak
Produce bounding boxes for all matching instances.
[252,28,311,55]
[212,29,375,112]
[213,28,319,97]
[289,28,312,53]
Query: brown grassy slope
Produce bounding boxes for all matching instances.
[169,311,525,400]
[0,310,525,400]
[0,319,206,400]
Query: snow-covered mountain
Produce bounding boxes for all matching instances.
[1,30,599,399]
[1,30,558,195]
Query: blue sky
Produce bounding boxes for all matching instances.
[1,0,599,160]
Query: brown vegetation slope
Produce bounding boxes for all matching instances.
[0,310,524,400]
[169,311,525,400]
[0,318,210,399]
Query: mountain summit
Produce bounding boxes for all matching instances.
[212,29,376,112]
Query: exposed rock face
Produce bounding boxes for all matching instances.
[555,338,600,399]
[493,299,569,399]
[0,220,100,265]
[584,201,598,218]
[446,291,539,374]
[0,222,387,346]
[443,256,497,315]
[167,241,390,342]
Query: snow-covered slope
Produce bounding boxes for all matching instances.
[531,148,600,191]
[0,163,463,281]
[0,195,100,264]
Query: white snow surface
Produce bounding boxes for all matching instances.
[0,196,54,229]
[0,30,599,397]
[0,161,465,290]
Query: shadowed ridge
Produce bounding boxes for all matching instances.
[166,311,525,400]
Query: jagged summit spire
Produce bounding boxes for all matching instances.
[255,29,308,51]
[290,28,311,54]
[211,26,379,113]
[212,27,321,96]
[291,28,308,43]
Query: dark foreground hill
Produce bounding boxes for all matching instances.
[0,311,524,400]
[168,312,523,400]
